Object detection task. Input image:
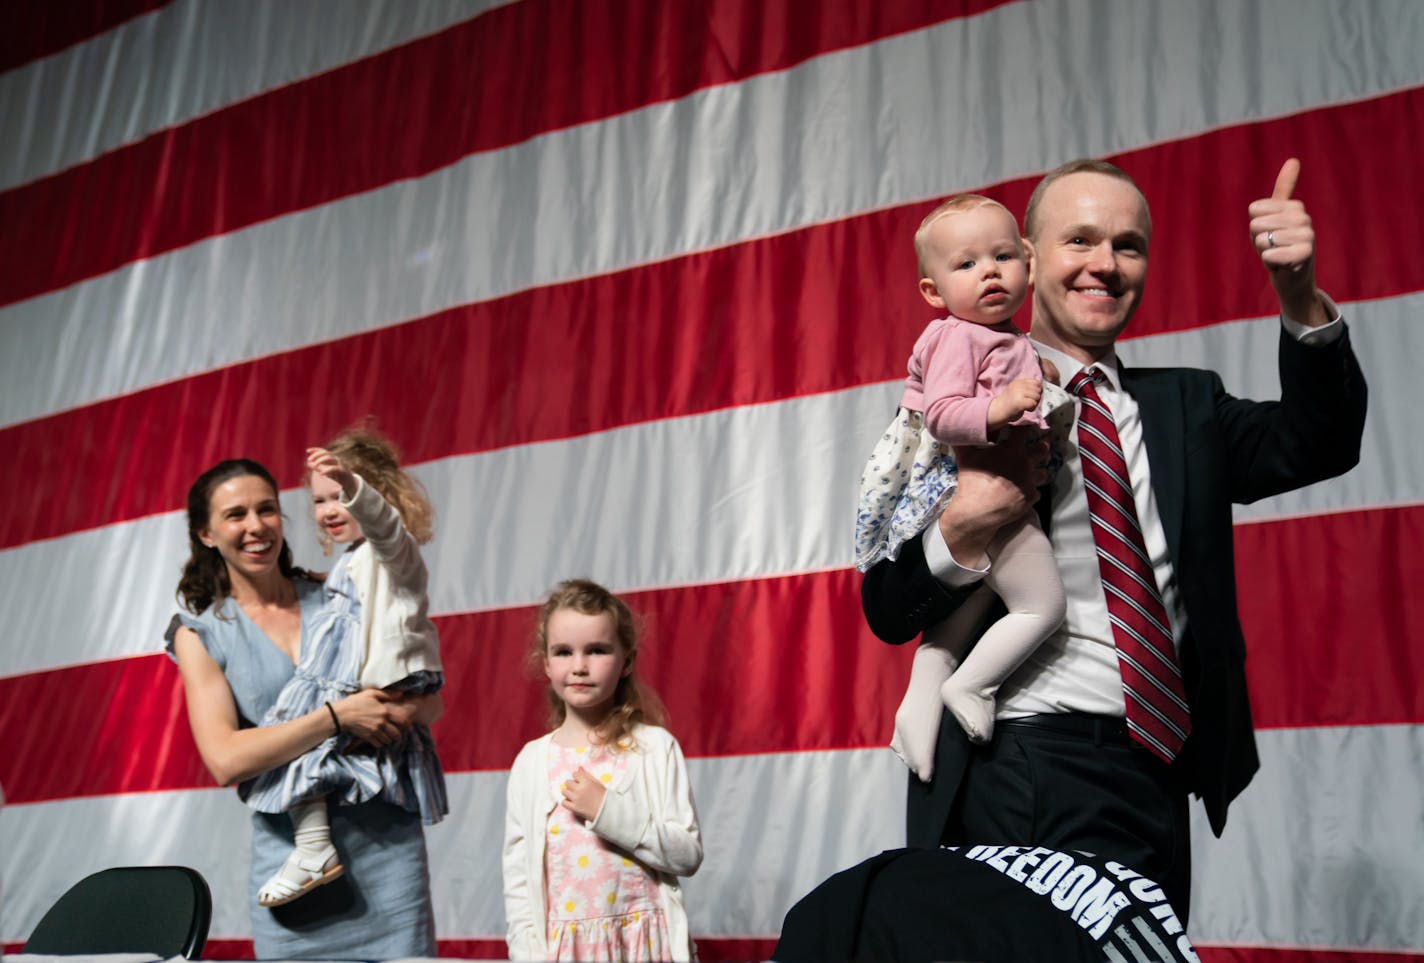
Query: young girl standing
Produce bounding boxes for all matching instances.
[503,580,703,962]
[243,429,448,908]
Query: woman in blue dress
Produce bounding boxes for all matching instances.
[166,458,440,959]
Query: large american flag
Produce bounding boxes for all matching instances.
[2,2,1420,959]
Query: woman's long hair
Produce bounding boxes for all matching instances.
[530,579,666,750]
[177,459,307,614]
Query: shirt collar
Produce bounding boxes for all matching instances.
[1031,339,1123,393]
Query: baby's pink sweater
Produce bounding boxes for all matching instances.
[900,315,1045,446]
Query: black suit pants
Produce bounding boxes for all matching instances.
[947,716,1194,923]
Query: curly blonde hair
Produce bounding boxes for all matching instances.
[315,422,434,553]
[530,579,667,751]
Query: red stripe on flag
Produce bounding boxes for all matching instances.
[151,937,785,960]
[0,0,1010,307]
[1236,505,1424,731]
[179,940,251,960]
[4,88,1419,548]
[3,208,925,547]
[0,0,170,73]
[5,504,1424,805]
[438,939,784,961]
[431,940,517,960]
[0,650,212,805]
[692,938,780,960]
[0,569,916,803]
[8,939,1422,960]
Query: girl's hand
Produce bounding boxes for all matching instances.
[331,688,413,748]
[560,766,607,823]
[306,447,359,500]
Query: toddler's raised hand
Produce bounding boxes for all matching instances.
[307,447,358,499]
[987,378,1043,431]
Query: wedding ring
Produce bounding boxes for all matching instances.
[1266,230,1276,248]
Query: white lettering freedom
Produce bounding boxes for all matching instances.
[955,844,1192,957]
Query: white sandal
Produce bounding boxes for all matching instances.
[257,844,344,908]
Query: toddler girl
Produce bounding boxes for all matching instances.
[855,194,1071,771]
[503,579,702,961]
[245,429,447,907]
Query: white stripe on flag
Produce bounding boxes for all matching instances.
[3,0,1419,427]
[0,0,504,192]
[1190,723,1424,951]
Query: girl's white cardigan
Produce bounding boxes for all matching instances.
[502,724,703,961]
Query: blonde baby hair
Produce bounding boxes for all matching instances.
[913,193,1018,277]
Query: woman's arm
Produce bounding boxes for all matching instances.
[172,627,411,786]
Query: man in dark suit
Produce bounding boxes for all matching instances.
[860,158,1367,921]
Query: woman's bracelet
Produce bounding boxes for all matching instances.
[324,701,342,737]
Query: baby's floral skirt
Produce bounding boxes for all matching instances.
[854,407,958,572]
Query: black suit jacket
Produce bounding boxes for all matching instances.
[861,327,1367,844]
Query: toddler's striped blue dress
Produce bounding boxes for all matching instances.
[242,550,448,824]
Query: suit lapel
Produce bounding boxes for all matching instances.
[1120,366,1186,565]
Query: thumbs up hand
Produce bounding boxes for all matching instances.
[1248,158,1329,327]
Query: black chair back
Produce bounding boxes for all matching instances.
[23,865,212,959]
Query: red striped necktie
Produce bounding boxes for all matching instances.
[1068,366,1191,763]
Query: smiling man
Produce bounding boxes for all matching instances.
[860,158,1367,920]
